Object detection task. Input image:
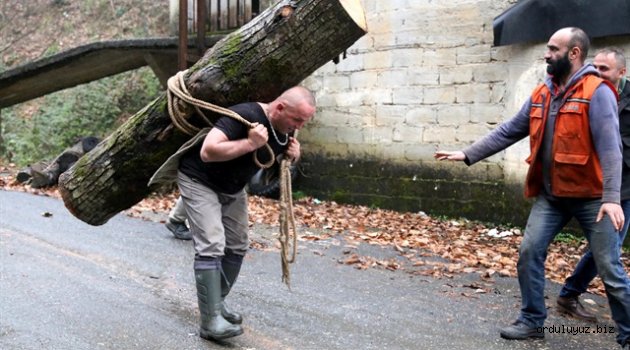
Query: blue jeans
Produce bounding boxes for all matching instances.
[559,200,630,298]
[516,196,630,345]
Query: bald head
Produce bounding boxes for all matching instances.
[550,27,590,62]
[567,27,590,61]
[545,27,591,83]
[267,86,316,134]
[278,86,316,110]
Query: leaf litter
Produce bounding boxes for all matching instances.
[2,164,628,297]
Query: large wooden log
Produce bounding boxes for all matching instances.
[58,0,367,225]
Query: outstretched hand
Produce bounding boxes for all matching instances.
[434,150,466,161]
[596,202,625,231]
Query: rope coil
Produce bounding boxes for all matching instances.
[279,158,298,288]
[166,70,274,169]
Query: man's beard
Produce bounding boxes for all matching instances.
[546,52,571,81]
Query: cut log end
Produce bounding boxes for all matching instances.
[340,0,368,32]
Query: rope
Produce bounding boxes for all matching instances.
[166,70,275,169]
[166,70,300,288]
[279,157,298,289]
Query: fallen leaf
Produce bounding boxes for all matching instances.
[1,162,627,297]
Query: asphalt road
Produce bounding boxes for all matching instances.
[0,190,622,350]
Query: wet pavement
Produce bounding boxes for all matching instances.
[0,190,622,349]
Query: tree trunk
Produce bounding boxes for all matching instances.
[58,0,367,225]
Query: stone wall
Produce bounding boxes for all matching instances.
[297,0,630,231]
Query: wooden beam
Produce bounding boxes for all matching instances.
[196,0,207,57]
[178,0,188,70]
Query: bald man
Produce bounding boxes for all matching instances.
[435,28,630,348]
[165,86,316,341]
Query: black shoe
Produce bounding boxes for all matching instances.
[557,296,597,323]
[500,320,544,340]
[165,219,192,240]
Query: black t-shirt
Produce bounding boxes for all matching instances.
[179,102,290,194]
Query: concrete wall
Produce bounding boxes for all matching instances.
[295,0,630,228]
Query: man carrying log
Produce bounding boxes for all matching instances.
[57,0,367,226]
[153,86,315,341]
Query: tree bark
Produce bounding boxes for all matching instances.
[58,0,367,225]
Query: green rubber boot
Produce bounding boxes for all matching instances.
[195,269,243,340]
[221,252,244,324]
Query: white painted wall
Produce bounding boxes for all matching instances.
[300,0,630,185]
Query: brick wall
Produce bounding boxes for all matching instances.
[296,0,630,229]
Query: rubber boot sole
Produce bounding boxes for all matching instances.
[200,327,243,341]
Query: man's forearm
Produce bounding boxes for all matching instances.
[200,139,257,162]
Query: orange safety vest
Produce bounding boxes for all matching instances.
[524,74,617,198]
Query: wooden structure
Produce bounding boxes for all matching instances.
[178,0,260,69]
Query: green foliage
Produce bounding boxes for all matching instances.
[1,67,161,165]
[42,43,60,58]
[553,232,582,245]
[115,6,128,18]
[292,190,307,201]
[51,0,68,6]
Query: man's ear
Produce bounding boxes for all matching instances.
[570,46,581,61]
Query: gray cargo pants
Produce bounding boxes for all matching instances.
[177,171,249,257]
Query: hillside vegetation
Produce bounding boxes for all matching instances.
[0,0,170,164]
